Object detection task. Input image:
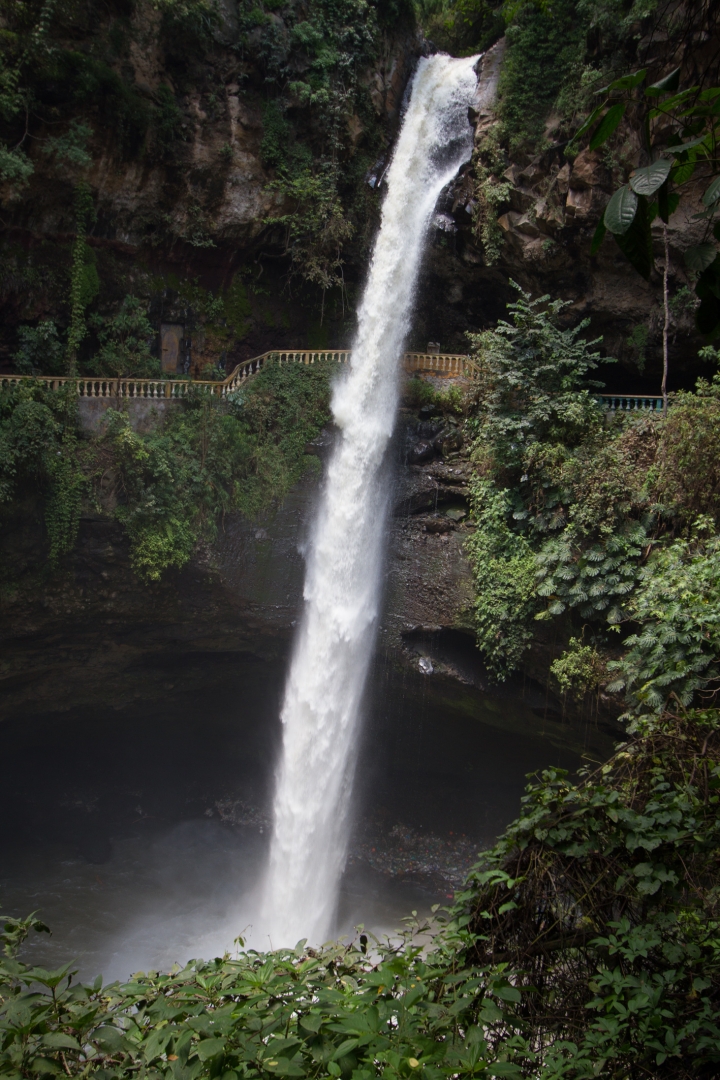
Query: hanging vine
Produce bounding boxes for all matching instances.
[65,182,96,375]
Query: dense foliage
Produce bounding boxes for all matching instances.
[0,360,334,580]
[0,381,86,564]
[3,706,720,1080]
[242,0,414,303]
[463,285,720,723]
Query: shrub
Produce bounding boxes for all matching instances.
[550,634,606,699]
[13,320,64,376]
[654,392,720,527]
[0,381,85,563]
[86,297,160,380]
[101,359,334,579]
[467,285,607,475]
[465,478,538,678]
[607,526,720,714]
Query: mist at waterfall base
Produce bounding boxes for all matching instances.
[0,652,600,980]
[261,53,481,948]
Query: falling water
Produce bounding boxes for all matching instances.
[262,53,479,946]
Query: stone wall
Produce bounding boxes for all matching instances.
[77,397,180,433]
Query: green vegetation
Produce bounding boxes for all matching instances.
[496,0,586,153]
[66,185,99,375]
[0,361,334,581]
[13,322,64,377]
[86,298,159,380]
[463,285,720,726]
[0,382,85,565]
[405,377,463,415]
[248,0,413,308]
[413,0,662,150]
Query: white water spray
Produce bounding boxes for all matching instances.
[262,54,479,946]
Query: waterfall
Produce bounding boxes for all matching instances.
[262,53,479,947]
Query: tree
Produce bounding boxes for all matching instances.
[13,320,64,376]
[467,283,606,473]
[86,297,159,380]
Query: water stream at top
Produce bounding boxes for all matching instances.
[262,53,479,946]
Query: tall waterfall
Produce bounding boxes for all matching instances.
[262,54,479,946]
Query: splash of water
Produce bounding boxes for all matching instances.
[262,53,479,947]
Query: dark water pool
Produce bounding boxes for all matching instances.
[0,651,614,980]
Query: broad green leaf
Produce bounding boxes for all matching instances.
[265,1058,305,1076]
[589,103,626,149]
[299,1014,323,1034]
[93,1027,130,1052]
[332,1038,360,1060]
[657,182,679,224]
[478,999,503,1023]
[666,136,707,155]
[140,1026,174,1060]
[27,963,74,989]
[30,1057,63,1075]
[645,66,681,97]
[590,216,607,255]
[629,158,672,196]
[648,88,697,115]
[574,102,606,141]
[42,1033,81,1051]
[703,175,720,207]
[597,69,646,95]
[196,1037,226,1060]
[604,185,638,235]
[671,155,697,185]
[494,985,522,1003]
[685,244,717,273]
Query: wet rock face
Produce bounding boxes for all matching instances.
[380,410,476,653]
[404,413,465,468]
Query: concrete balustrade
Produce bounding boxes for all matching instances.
[1,359,670,418]
[0,349,476,399]
[403,352,474,376]
[596,394,666,413]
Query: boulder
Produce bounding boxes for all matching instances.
[569,149,610,192]
[408,440,435,464]
[565,187,593,220]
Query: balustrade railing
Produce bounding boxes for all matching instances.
[403,352,473,376]
[596,394,666,413]
[0,348,476,399]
